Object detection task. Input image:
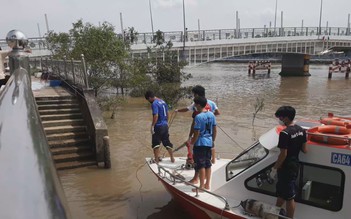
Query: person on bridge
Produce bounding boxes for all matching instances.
[270,106,307,218]
[175,85,219,184]
[145,90,175,163]
[0,49,10,87]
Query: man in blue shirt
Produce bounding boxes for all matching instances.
[145,91,175,163]
[189,96,217,191]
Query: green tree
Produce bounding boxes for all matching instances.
[45,31,71,58]
[145,30,192,107]
[46,19,128,96]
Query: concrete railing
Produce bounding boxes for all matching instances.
[0,49,70,218]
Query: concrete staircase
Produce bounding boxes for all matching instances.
[36,95,97,170]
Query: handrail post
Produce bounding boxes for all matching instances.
[103,136,111,169]
[6,30,31,83]
[81,54,89,89]
[63,55,68,80]
[71,58,76,85]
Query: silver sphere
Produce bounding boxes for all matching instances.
[6,30,28,49]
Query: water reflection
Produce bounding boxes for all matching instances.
[59,63,351,219]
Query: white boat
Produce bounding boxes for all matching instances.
[146,117,351,219]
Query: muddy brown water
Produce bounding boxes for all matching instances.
[59,63,351,219]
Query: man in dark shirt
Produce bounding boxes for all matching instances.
[271,106,307,218]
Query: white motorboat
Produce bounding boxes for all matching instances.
[146,116,351,219]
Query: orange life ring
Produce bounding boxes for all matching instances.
[318,125,350,135]
[308,125,350,145]
[320,117,350,126]
[310,135,349,145]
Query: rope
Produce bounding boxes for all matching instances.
[135,161,148,219]
[168,110,177,129]
[217,124,245,151]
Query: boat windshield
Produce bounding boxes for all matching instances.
[226,142,268,181]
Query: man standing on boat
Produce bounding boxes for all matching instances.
[189,96,217,191]
[145,90,175,163]
[271,106,307,218]
[175,85,219,183]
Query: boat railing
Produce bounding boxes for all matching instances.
[156,165,230,210]
[307,132,351,148]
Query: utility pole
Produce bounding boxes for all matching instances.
[236,11,239,38]
[149,0,155,39]
[182,0,186,60]
[198,19,201,41]
[274,0,278,36]
[348,14,350,35]
[120,12,124,41]
[318,0,323,37]
[281,11,283,36]
[44,14,50,34]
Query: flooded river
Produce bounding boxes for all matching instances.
[59,63,351,219]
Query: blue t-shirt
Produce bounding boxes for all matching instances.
[207,99,218,112]
[193,111,216,147]
[152,98,169,127]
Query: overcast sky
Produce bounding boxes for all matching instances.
[1,0,350,38]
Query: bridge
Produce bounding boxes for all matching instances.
[1,26,351,75]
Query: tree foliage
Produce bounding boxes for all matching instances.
[144,30,192,108]
[46,19,128,96]
[46,22,191,111]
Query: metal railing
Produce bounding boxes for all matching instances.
[1,26,350,51]
[156,164,230,210]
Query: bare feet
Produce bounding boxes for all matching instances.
[192,187,205,193]
[204,184,210,190]
[188,179,198,185]
[171,157,175,163]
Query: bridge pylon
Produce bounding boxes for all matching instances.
[280,54,311,77]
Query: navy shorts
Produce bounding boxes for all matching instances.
[152,125,173,149]
[193,146,212,172]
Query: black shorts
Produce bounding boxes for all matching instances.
[193,146,212,172]
[276,169,298,200]
[152,125,173,149]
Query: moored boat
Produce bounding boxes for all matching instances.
[146,117,351,219]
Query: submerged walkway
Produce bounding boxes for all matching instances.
[31,76,71,98]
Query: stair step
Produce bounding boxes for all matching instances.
[38,103,80,110]
[44,125,87,135]
[51,145,92,155]
[36,99,77,106]
[55,160,97,171]
[40,113,83,121]
[35,96,74,101]
[53,152,95,163]
[39,108,81,115]
[48,138,90,148]
[46,132,88,141]
[42,119,85,127]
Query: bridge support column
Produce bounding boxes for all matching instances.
[279,54,311,77]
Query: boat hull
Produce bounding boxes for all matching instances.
[152,170,245,219]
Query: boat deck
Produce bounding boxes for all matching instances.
[147,157,262,219]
